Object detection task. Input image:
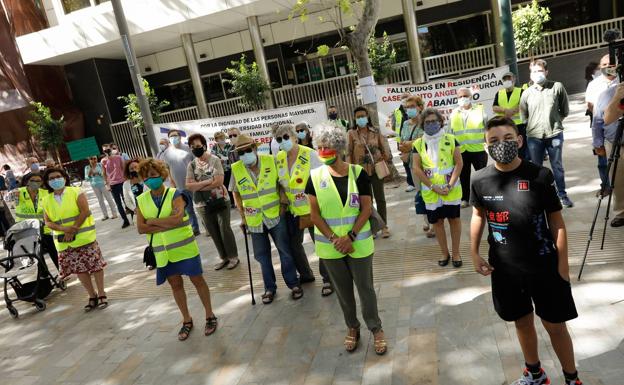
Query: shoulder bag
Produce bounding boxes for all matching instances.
[143,188,169,268]
[191,159,228,213]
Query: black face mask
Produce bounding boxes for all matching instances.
[192,147,205,158]
[328,112,338,120]
[129,171,139,178]
[104,149,112,155]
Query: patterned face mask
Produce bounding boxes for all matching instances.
[487,140,518,164]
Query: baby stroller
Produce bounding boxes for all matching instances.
[1,219,66,318]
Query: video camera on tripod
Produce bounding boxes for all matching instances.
[578,29,624,280]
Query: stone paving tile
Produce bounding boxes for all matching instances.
[1,95,624,385]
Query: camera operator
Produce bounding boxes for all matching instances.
[593,81,624,227]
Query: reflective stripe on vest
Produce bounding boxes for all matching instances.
[15,187,52,234]
[276,146,312,216]
[495,88,523,124]
[311,164,374,259]
[136,188,199,268]
[413,134,462,210]
[41,187,96,251]
[394,109,403,142]
[232,154,280,232]
[449,104,486,153]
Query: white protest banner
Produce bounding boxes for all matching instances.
[156,102,328,153]
[376,66,510,132]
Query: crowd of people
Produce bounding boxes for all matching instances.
[10,56,624,385]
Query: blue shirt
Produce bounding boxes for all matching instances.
[593,84,620,147]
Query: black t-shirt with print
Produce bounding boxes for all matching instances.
[305,170,371,206]
[470,160,562,273]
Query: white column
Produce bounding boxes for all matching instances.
[490,0,506,67]
[247,15,274,109]
[401,0,425,83]
[181,33,209,118]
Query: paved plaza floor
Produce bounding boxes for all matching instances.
[1,95,623,385]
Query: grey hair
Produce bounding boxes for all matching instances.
[457,87,472,96]
[420,108,445,125]
[295,121,309,132]
[274,123,297,138]
[312,123,347,152]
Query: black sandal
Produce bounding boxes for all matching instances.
[261,291,275,304]
[452,257,463,268]
[205,316,218,336]
[438,254,450,267]
[178,320,193,341]
[291,286,304,300]
[321,282,334,297]
[84,297,98,312]
[97,295,108,309]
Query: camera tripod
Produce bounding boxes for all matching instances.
[578,116,623,280]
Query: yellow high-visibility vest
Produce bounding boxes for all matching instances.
[231,155,280,233]
[449,104,486,153]
[137,188,199,268]
[495,88,523,124]
[15,187,52,235]
[394,108,404,142]
[311,164,374,259]
[276,146,311,216]
[41,187,96,251]
[413,134,462,210]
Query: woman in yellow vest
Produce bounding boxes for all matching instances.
[135,159,217,341]
[42,167,107,311]
[307,123,387,355]
[412,109,464,268]
[274,123,333,296]
[15,172,59,270]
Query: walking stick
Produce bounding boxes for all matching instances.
[243,225,256,305]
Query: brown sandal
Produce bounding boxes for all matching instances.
[373,330,388,355]
[344,328,360,353]
[178,320,193,341]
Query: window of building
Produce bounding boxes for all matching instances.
[267,60,283,88]
[203,74,224,103]
[61,0,109,14]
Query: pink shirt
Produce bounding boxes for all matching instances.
[102,155,125,185]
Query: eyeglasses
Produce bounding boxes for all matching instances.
[237,148,253,157]
[275,134,290,143]
[228,134,238,139]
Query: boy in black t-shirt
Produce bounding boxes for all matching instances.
[470,117,582,385]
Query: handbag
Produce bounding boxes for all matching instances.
[143,188,169,268]
[360,131,390,180]
[399,125,418,163]
[369,206,386,235]
[191,159,228,213]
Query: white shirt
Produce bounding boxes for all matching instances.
[586,75,618,106]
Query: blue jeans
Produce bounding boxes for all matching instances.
[597,155,610,189]
[181,189,200,233]
[250,216,299,292]
[527,132,567,198]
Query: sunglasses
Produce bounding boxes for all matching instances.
[275,134,290,143]
[296,129,306,133]
[237,148,253,157]
[228,134,238,139]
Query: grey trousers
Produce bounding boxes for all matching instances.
[196,205,238,261]
[370,173,387,224]
[322,255,382,332]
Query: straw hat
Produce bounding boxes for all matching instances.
[234,134,256,150]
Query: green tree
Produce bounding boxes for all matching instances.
[512,0,551,57]
[224,54,271,111]
[118,79,169,131]
[350,32,397,83]
[26,102,65,165]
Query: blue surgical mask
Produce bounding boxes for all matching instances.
[424,121,442,136]
[296,131,307,140]
[170,136,181,146]
[144,177,163,190]
[406,108,418,119]
[356,117,368,128]
[530,72,546,85]
[279,138,293,152]
[158,144,166,152]
[31,163,40,172]
[49,177,66,191]
[241,152,257,166]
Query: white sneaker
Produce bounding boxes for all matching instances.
[405,185,416,192]
[460,201,470,208]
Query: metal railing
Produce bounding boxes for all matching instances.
[388,62,412,84]
[110,121,148,158]
[207,96,254,117]
[159,106,199,123]
[273,74,360,120]
[423,44,496,79]
[518,16,624,61]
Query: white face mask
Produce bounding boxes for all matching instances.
[502,80,513,89]
[457,97,471,107]
[530,72,546,85]
[592,70,602,79]
[159,144,167,152]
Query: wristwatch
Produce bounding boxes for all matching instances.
[347,230,357,241]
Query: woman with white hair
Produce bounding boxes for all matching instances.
[306,123,387,355]
[412,108,464,268]
[274,124,333,296]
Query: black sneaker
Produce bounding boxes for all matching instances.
[121,221,130,229]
